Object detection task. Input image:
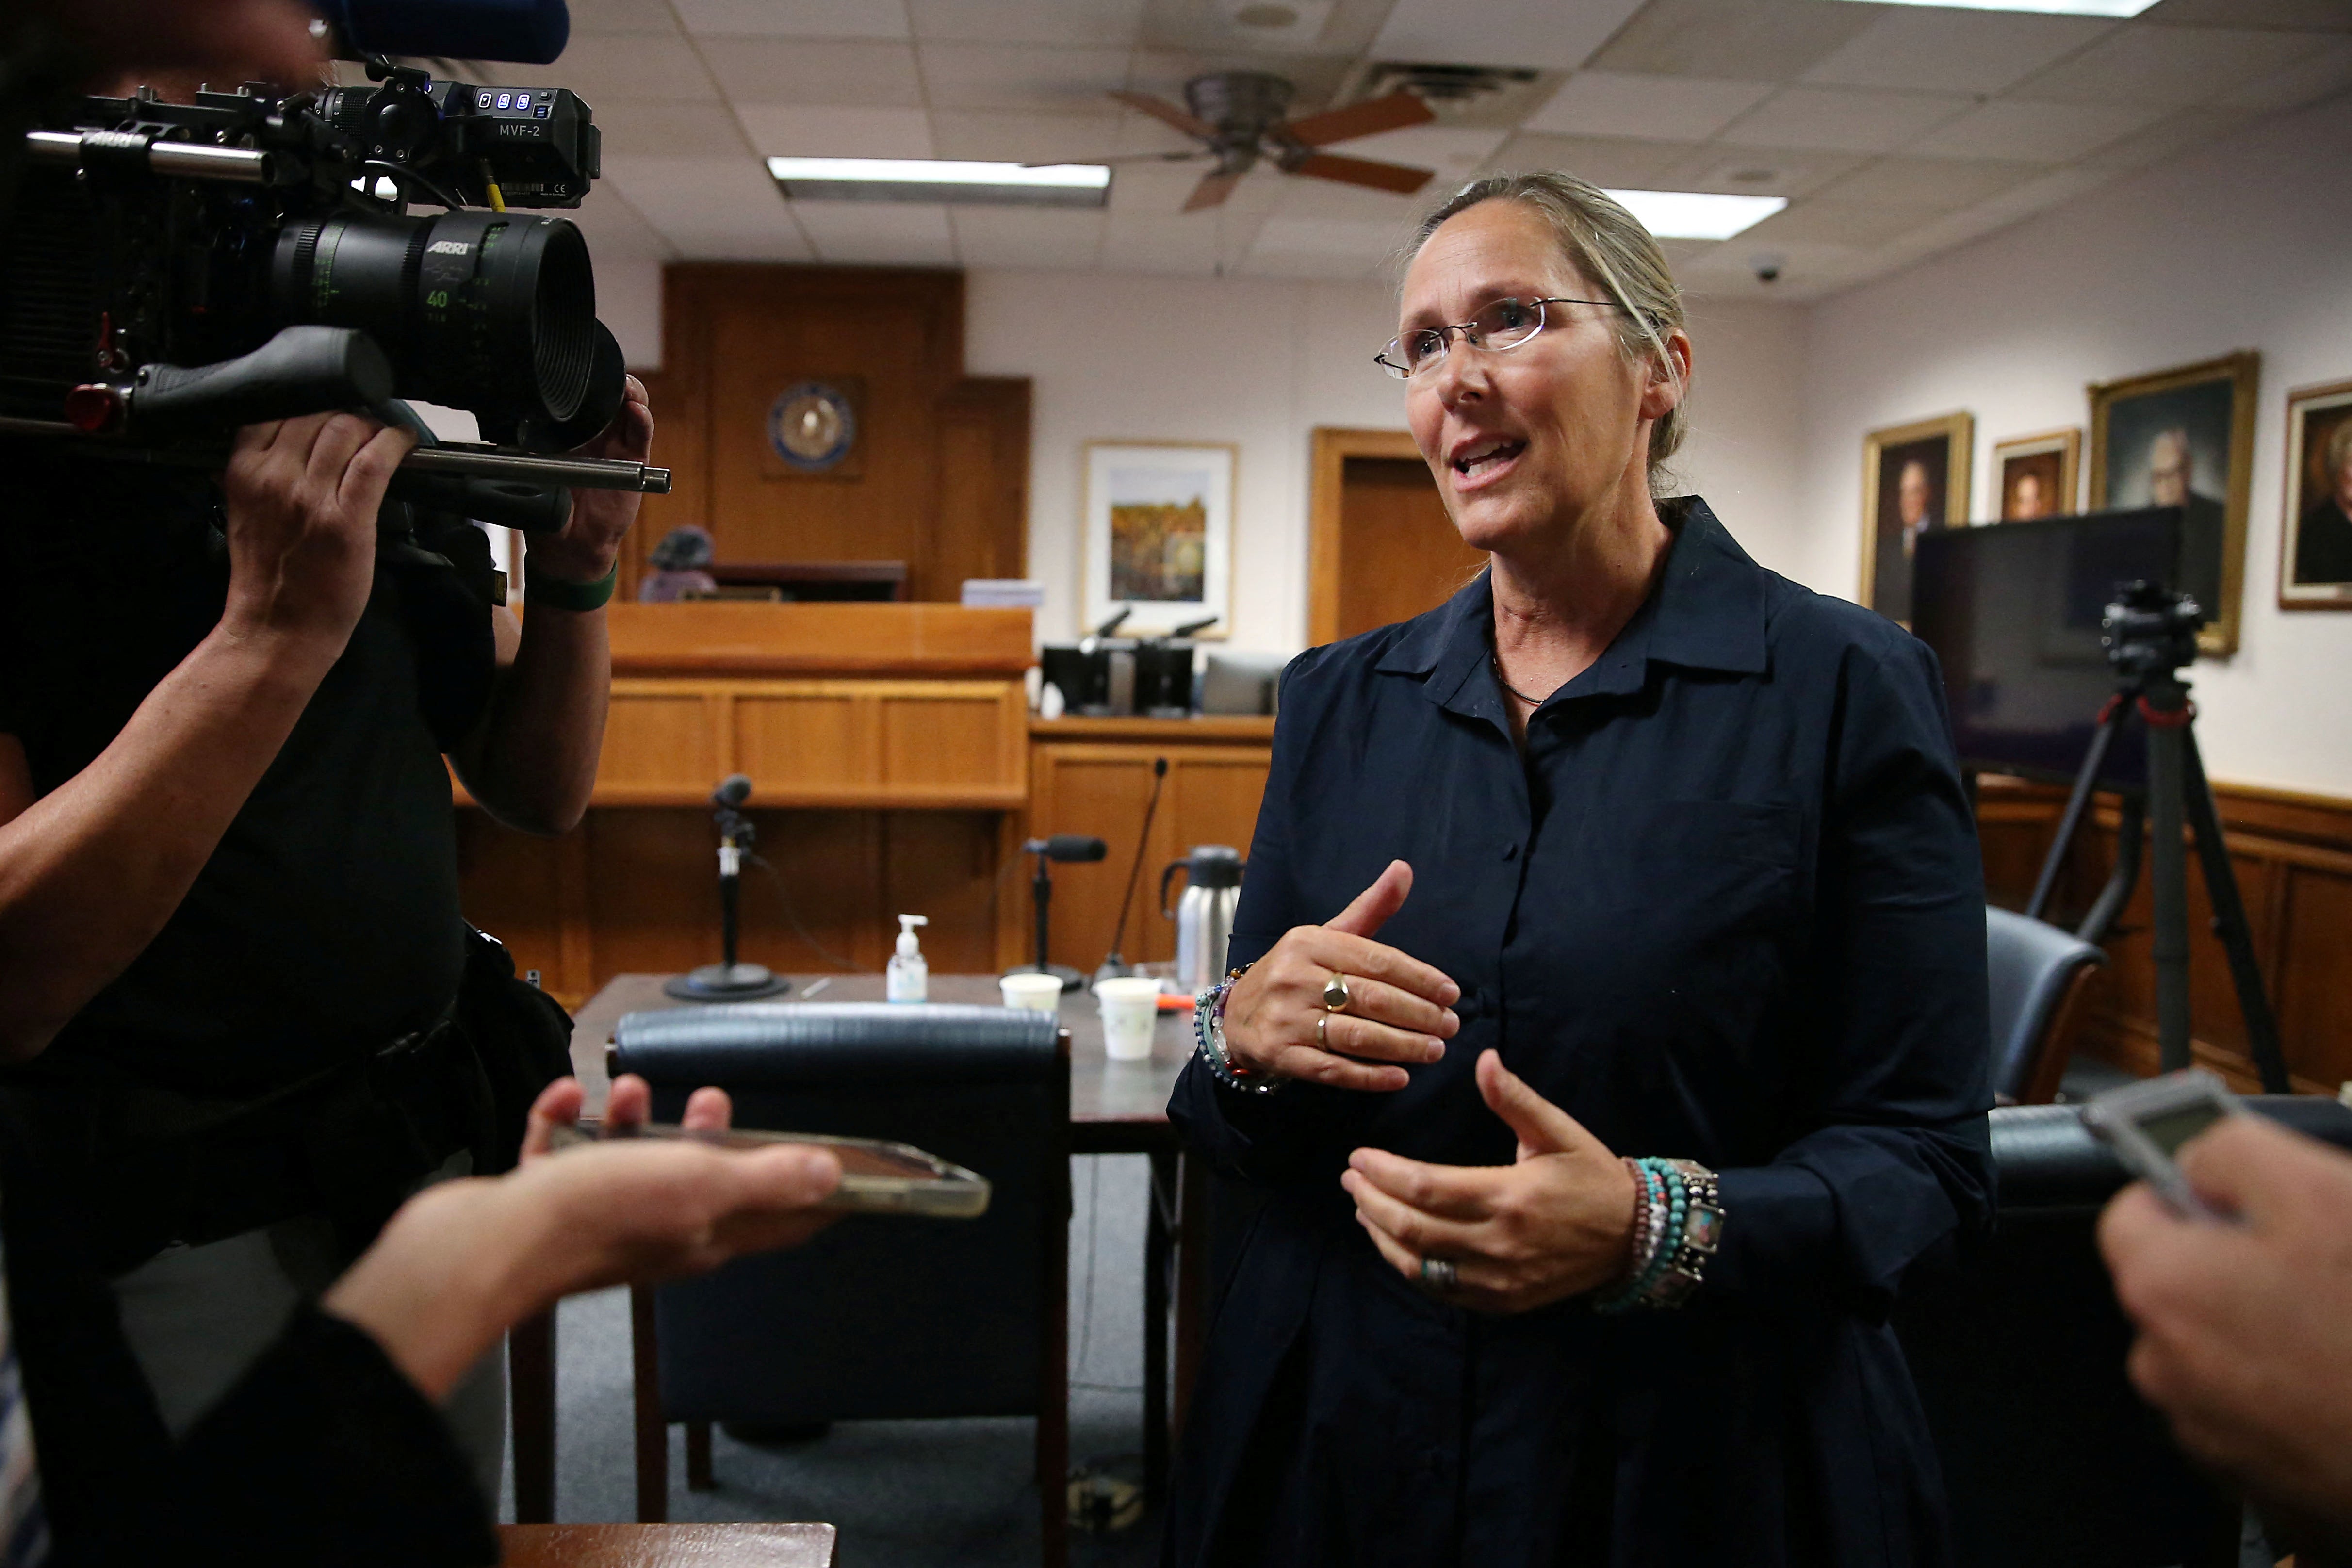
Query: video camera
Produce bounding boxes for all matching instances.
[0,36,666,531]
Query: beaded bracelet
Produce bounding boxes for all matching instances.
[1595,1156,1723,1313]
[1194,962,1284,1095]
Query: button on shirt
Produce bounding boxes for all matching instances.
[1166,497,1994,1568]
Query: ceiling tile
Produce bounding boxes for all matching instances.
[553,34,719,101]
[927,109,1126,161]
[1488,131,1706,188]
[1107,158,1279,214]
[1717,86,1972,155]
[701,38,923,107]
[1525,71,1777,143]
[592,99,753,160]
[737,105,935,157]
[791,201,958,264]
[1738,197,1946,248]
[1371,0,1648,71]
[1801,10,2113,97]
[2073,105,2255,175]
[910,0,1151,47]
[2212,36,2352,111]
[2009,24,2321,109]
[566,184,675,258]
[600,155,814,259]
[1249,214,1417,258]
[1142,0,1386,57]
[1098,212,1255,274]
[1673,238,1864,299]
[2139,0,2352,29]
[1908,98,2164,162]
[1233,248,1381,281]
[1588,0,1881,81]
[1656,143,1867,200]
[1274,173,1432,218]
[1808,154,2042,212]
[951,206,1107,267]
[673,0,910,39]
[918,42,1133,114]
[566,0,681,35]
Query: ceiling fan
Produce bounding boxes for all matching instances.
[1100,72,1438,212]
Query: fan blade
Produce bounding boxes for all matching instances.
[1288,152,1434,196]
[1019,151,1205,168]
[1182,169,1243,212]
[1277,90,1435,148]
[1108,89,1215,141]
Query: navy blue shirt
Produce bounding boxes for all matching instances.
[1166,498,1993,1568]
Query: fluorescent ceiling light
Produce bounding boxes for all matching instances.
[1814,0,2157,15]
[766,157,1111,208]
[1603,188,1786,241]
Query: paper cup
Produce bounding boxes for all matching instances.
[1000,972,1064,1012]
[1094,976,1163,1061]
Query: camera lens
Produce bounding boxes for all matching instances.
[269,210,597,436]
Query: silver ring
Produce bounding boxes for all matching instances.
[1316,1013,1329,1048]
[1420,1256,1458,1291]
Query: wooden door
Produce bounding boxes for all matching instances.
[1308,427,1488,646]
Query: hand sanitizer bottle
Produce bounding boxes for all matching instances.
[886,914,929,1002]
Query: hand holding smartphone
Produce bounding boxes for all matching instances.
[549,1121,993,1219]
[2081,1067,2245,1221]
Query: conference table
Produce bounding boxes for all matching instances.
[508,971,1209,1524]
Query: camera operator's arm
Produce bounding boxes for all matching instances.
[447,376,652,836]
[0,414,413,1061]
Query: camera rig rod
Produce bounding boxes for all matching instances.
[0,417,670,494]
[24,129,274,184]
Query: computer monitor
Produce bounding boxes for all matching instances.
[1911,506,2184,790]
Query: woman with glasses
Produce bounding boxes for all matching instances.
[1166,171,1992,1568]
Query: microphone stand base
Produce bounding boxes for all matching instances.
[664,963,793,1002]
[1002,963,1089,994]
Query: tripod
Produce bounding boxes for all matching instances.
[2025,584,2288,1092]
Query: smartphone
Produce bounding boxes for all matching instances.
[547,1121,992,1219]
[2080,1067,2244,1220]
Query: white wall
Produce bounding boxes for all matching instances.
[1794,95,2352,796]
[966,270,1805,653]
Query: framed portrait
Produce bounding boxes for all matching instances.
[1991,428,2080,522]
[1860,412,1973,623]
[1081,441,1235,637]
[2280,378,2352,610]
[2088,351,2258,654]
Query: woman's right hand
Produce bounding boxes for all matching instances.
[1223,860,1460,1092]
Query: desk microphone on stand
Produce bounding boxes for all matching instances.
[664,774,792,1002]
[1005,833,1106,993]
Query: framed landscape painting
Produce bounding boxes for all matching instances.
[2089,352,2258,654]
[2280,377,2352,610]
[1082,441,1235,637]
[1860,412,1973,624]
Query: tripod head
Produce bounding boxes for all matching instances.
[2101,580,2204,686]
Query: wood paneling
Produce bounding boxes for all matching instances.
[1977,775,2352,1097]
[1018,729,1276,973]
[1308,427,1487,646]
[604,602,1033,677]
[630,266,1027,604]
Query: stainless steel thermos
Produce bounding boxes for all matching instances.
[1162,844,1244,996]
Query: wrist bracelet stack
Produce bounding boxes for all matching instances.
[1194,962,1284,1094]
[1595,1156,1724,1313]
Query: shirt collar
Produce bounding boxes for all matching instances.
[1373,496,1768,712]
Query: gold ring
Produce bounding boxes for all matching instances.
[1323,972,1353,1013]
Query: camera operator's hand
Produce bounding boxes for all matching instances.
[527,374,654,587]
[219,413,416,658]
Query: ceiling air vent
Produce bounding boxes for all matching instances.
[1343,63,1556,129]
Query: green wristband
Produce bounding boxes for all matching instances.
[529,561,617,611]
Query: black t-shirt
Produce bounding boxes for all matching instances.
[0,444,491,1097]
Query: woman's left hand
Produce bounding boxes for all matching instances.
[525,373,654,585]
[1343,1049,1637,1314]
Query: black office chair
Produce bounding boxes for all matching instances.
[1986,905,2107,1105]
[1894,1096,2352,1568]
[613,1002,1071,1564]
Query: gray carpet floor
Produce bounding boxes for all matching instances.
[505,1152,1163,1567]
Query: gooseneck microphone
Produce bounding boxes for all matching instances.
[664,774,791,1003]
[1006,833,1109,992]
[1095,757,1169,985]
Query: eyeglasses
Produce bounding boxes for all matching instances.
[1374,295,1624,380]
